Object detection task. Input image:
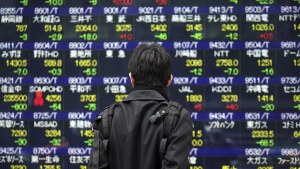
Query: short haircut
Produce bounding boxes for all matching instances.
[128,43,172,88]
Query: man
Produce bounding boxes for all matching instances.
[89,43,193,169]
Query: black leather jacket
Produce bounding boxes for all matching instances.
[95,89,193,169]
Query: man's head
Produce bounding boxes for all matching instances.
[128,43,172,88]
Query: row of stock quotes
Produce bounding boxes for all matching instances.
[0,0,300,169]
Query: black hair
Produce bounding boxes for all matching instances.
[128,43,172,88]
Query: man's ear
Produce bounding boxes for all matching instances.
[166,74,173,87]
[129,72,135,88]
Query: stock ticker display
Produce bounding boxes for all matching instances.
[0,0,300,169]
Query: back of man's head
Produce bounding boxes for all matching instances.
[128,43,171,88]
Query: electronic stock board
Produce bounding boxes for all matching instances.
[0,0,300,169]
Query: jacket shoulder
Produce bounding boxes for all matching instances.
[168,101,189,116]
[93,102,120,130]
[169,101,192,125]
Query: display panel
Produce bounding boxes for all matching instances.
[0,0,300,169]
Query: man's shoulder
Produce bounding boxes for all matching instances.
[104,102,122,113]
[168,101,192,123]
[168,100,188,113]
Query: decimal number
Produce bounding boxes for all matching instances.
[44,59,62,67]
[75,59,97,67]
[6,60,27,67]
[252,130,274,138]
[252,24,274,31]
[75,59,98,67]
[44,25,62,32]
[216,59,239,67]
[75,24,98,32]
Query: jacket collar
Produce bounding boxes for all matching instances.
[123,90,168,102]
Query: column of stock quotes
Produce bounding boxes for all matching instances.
[0,0,300,169]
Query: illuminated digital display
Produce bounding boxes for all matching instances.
[0,0,300,169]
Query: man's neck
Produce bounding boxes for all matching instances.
[133,84,169,101]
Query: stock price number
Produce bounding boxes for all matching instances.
[252,130,274,138]
[45,130,61,137]
[44,25,63,32]
[257,95,274,102]
[221,95,238,102]
[10,165,27,169]
[293,59,300,67]
[192,130,203,147]
[75,59,97,67]
[11,130,27,137]
[80,130,93,137]
[6,60,27,67]
[44,59,62,67]
[4,95,27,102]
[186,95,202,102]
[39,165,61,169]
